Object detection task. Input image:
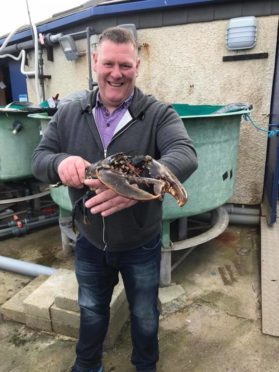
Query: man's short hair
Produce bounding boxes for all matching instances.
[98,27,138,49]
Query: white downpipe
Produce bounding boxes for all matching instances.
[0,256,56,277]
[25,0,40,103]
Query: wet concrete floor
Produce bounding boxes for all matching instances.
[0,223,279,372]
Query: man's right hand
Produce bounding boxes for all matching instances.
[57,156,90,188]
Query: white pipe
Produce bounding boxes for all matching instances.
[0,27,21,51]
[0,256,56,277]
[196,209,260,226]
[225,203,260,225]
[224,203,260,216]
[25,0,40,103]
[227,213,260,225]
[0,0,41,104]
[0,50,23,62]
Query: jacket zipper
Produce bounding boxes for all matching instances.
[102,148,108,251]
[101,116,139,251]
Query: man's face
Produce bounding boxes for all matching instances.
[93,40,140,111]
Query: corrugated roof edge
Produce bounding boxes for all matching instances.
[0,0,220,44]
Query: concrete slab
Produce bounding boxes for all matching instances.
[52,321,78,339]
[51,305,79,338]
[23,269,75,320]
[2,265,129,348]
[261,216,279,336]
[51,300,129,349]
[55,274,127,315]
[51,276,129,348]
[51,305,80,328]
[25,313,52,332]
[54,271,79,313]
[1,275,47,324]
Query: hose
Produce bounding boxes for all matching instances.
[0,0,41,103]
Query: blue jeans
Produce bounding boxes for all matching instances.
[72,234,161,372]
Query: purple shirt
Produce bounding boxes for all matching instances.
[94,92,133,149]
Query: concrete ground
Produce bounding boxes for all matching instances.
[0,223,279,372]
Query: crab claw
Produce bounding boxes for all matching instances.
[96,168,165,201]
[149,159,188,207]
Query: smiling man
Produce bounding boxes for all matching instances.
[93,30,140,112]
[32,27,198,372]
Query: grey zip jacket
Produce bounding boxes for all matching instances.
[32,87,198,251]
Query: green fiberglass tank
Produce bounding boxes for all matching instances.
[0,108,41,181]
[162,104,250,220]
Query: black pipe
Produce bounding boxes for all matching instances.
[0,29,90,56]
[0,215,58,239]
[38,45,45,101]
[0,213,58,230]
[86,26,94,91]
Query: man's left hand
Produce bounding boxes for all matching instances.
[84,179,137,217]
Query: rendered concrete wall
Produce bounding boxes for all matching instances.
[27,16,278,205]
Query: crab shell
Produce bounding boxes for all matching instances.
[85,153,187,207]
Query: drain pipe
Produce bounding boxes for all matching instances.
[194,204,260,226]
[224,203,260,225]
[0,255,56,277]
[225,203,260,216]
[227,213,260,225]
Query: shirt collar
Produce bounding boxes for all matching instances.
[96,90,134,110]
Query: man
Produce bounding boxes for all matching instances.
[32,27,198,372]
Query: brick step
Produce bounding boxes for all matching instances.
[1,269,129,348]
[1,267,186,347]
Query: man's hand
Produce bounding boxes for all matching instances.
[58,156,90,188]
[84,178,137,217]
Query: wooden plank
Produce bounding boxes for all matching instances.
[261,216,279,336]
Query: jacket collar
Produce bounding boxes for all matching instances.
[79,87,156,119]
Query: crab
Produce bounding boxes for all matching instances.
[73,153,187,228]
[85,153,187,205]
